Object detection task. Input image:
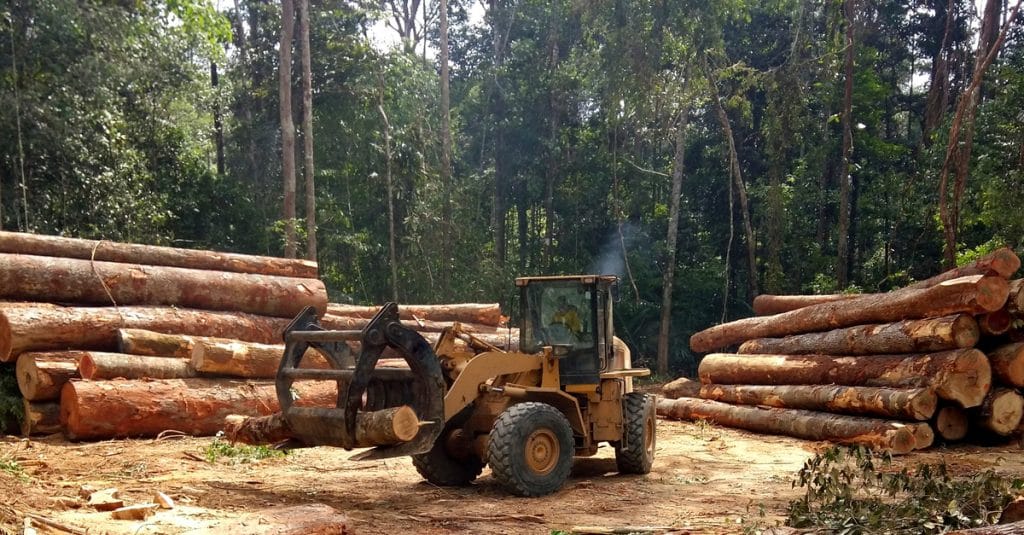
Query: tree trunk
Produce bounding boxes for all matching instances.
[377,90,399,302]
[690,275,1009,352]
[933,404,968,441]
[224,405,420,447]
[656,397,917,453]
[0,253,328,318]
[698,349,992,408]
[118,328,199,358]
[662,377,701,399]
[657,108,690,376]
[21,400,60,436]
[438,0,453,293]
[191,339,328,378]
[0,231,318,278]
[279,0,297,258]
[989,343,1024,387]
[905,247,1020,290]
[60,378,338,440]
[836,0,856,288]
[78,353,195,380]
[698,384,937,421]
[325,303,503,326]
[979,308,1012,336]
[752,294,862,315]
[0,305,288,362]
[975,387,1024,435]
[737,314,980,356]
[298,0,316,262]
[16,352,78,401]
[212,62,225,175]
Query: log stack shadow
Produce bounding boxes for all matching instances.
[660,246,1024,453]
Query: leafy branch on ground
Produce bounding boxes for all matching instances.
[0,458,27,482]
[202,434,287,464]
[786,446,1024,534]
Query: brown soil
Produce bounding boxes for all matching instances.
[2,419,1023,534]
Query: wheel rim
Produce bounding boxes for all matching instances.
[525,428,560,475]
[644,412,655,457]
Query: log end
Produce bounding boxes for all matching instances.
[989,343,1024,387]
[78,354,97,380]
[976,276,1011,312]
[992,247,1023,279]
[0,311,11,362]
[662,377,702,399]
[15,353,39,400]
[59,381,82,440]
[942,349,992,409]
[952,314,981,348]
[911,389,939,421]
[909,423,935,450]
[391,405,421,443]
[935,406,969,441]
[982,389,1024,436]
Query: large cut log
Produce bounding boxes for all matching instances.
[16,352,79,401]
[0,231,318,278]
[326,303,503,326]
[320,314,502,334]
[752,294,862,315]
[191,340,329,378]
[0,253,327,318]
[656,397,917,453]
[60,378,339,440]
[738,314,979,356]
[79,352,196,380]
[1008,279,1024,315]
[0,305,288,361]
[691,275,1009,352]
[906,422,935,449]
[989,343,1024,387]
[21,400,61,436]
[979,308,1013,336]
[933,405,969,441]
[698,384,937,421]
[975,388,1024,436]
[662,377,701,399]
[224,405,420,447]
[698,350,992,408]
[905,247,1020,290]
[118,329,197,358]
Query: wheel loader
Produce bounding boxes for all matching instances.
[276,275,655,496]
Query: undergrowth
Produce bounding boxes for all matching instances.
[202,435,287,464]
[0,365,24,431]
[0,458,26,482]
[781,446,1024,534]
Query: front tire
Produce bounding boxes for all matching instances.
[412,408,483,486]
[615,392,656,474]
[487,402,574,497]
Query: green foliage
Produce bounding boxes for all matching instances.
[202,436,287,465]
[0,457,26,482]
[0,365,23,431]
[786,446,1024,533]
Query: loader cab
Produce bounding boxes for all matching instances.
[516,275,618,386]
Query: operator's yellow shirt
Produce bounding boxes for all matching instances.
[551,308,582,333]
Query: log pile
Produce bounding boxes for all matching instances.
[0,231,514,440]
[660,247,1024,452]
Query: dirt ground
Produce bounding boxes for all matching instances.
[2,418,1024,535]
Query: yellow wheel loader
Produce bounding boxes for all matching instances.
[276,275,654,496]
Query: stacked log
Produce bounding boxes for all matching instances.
[660,247,1023,452]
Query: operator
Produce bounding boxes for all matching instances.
[550,295,582,335]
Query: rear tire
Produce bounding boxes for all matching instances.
[412,408,483,486]
[487,402,574,497]
[615,392,656,474]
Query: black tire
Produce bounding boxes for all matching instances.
[487,402,574,497]
[615,392,656,474]
[411,409,484,486]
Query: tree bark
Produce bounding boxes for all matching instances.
[933,404,968,441]
[60,378,338,440]
[0,253,327,318]
[438,0,453,293]
[279,0,297,258]
[905,247,1020,290]
[989,343,1024,387]
[224,405,420,447]
[297,0,316,262]
[118,328,199,358]
[698,349,992,408]
[78,352,196,380]
[975,387,1024,436]
[376,88,399,302]
[698,384,937,421]
[662,377,701,399]
[16,352,79,401]
[0,231,318,278]
[0,305,288,362]
[325,303,503,326]
[21,400,60,436]
[836,0,856,288]
[656,397,917,453]
[690,275,1009,352]
[191,339,328,378]
[658,108,689,376]
[752,294,862,315]
[737,314,980,356]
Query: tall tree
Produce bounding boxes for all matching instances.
[836,0,856,288]
[298,0,316,261]
[278,0,297,258]
[439,0,452,291]
[657,104,689,377]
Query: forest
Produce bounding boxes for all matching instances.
[1,0,1022,378]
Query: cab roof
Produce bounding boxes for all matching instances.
[514,274,618,287]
